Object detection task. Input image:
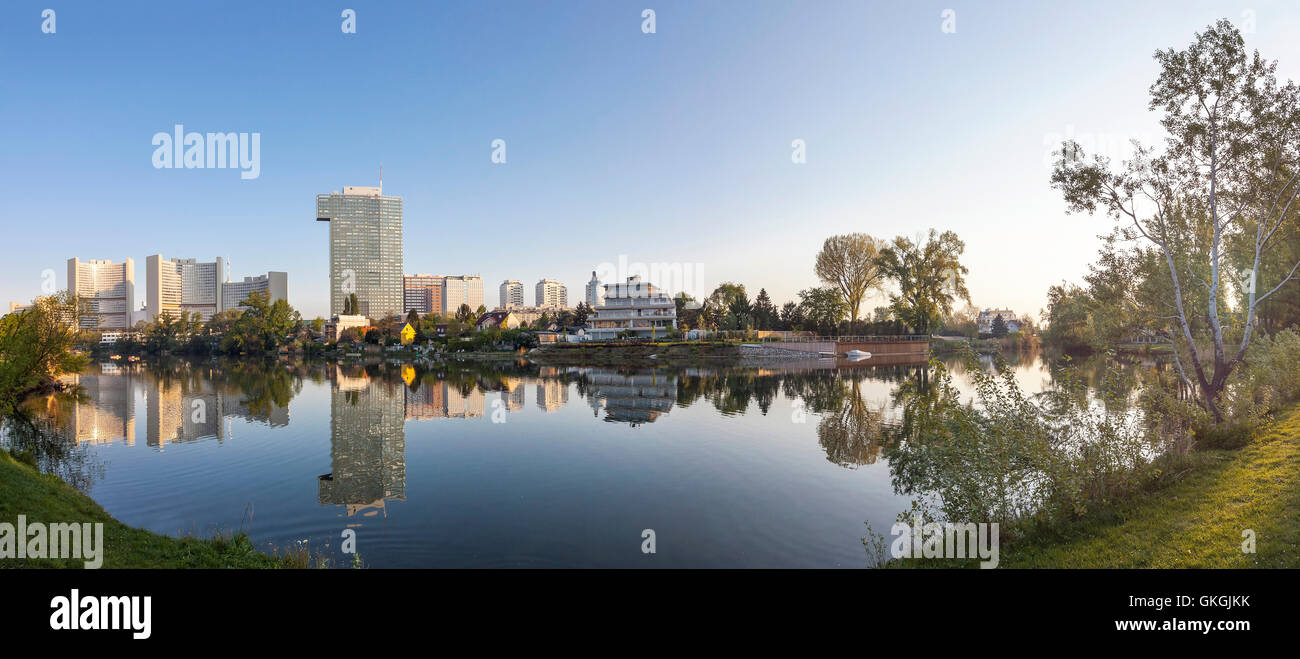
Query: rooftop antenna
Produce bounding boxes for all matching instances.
[379,164,383,193]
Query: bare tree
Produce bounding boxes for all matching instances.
[815,233,887,323]
[1052,20,1300,422]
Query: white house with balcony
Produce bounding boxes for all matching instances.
[587,276,677,340]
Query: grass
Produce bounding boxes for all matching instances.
[914,403,1300,568]
[0,448,311,568]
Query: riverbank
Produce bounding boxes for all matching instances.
[0,448,307,568]
[903,402,1300,568]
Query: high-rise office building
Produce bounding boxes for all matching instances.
[403,274,444,315]
[441,275,483,313]
[222,272,288,311]
[585,271,603,308]
[499,280,524,308]
[68,257,134,330]
[145,255,224,321]
[316,185,403,318]
[535,278,568,308]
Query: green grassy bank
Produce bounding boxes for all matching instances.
[0,448,302,568]
[906,403,1300,568]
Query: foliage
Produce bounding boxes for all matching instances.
[879,229,970,335]
[0,292,87,412]
[815,233,887,322]
[796,286,847,335]
[1050,19,1300,422]
[219,291,301,354]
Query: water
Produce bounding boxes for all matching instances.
[1,352,1159,567]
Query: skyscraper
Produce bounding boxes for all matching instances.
[535,278,568,308]
[145,255,224,322]
[68,257,134,330]
[316,185,403,318]
[499,280,524,308]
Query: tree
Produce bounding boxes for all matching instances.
[990,314,1008,338]
[573,302,591,326]
[879,229,971,335]
[752,288,777,330]
[707,283,750,330]
[0,292,87,411]
[797,287,848,336]
[406,309,421,327]
[815,233,887,324]
[455,303,475,325]
[779,301,801,330]
[1051,19,1300,421]
[221,291,300,353]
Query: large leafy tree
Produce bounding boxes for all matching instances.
[0,292,86,411]
[815,233,887,324]
[879,229,971,335]
[797,286,848,335]
[1051,19,1300,421]
[222,291,301,353]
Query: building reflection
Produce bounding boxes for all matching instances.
[319,367,406,518]
[572,369,677,427]
[68,364,136,446]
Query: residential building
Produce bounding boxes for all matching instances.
[500,305,574,327]
[403,274,444,315]
[68,258,135,330]
[535,278,568,307]
[7,302,32,316]
[325,314,370,342]
[977,308,1021,334]
[585,271,603,308]
[587,275,676,340]
[475,310,521,331]
[316,185,404,318]
[441,275,483,314]
[499,280,524,308]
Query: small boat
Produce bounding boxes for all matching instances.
[818,351,837,357]
[845,350,872,361]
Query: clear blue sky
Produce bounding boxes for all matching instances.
[2,0,1297,320]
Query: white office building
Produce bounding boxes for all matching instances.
[68,257,135,330]
[499,280,524,308]
[535,278,568,308]
[587,275,676,340]
[145,255,224,321]
[442,275,484,313]
[222,272,288,311]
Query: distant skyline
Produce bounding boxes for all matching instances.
[3,1,1299,320]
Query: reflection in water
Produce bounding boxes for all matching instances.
[1,351,1171,566]
[319,367,406,518]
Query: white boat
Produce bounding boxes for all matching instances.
[845,350,872,361]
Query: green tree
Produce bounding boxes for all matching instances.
[455,303,475,325]
[1051,20,1300,420]
[879,229,971,335]
[752,288,777,330]
[797,287,848,336]
[0,292,87,412]
[815,233,887,324]
[991,314,1008,338]
[221,291,300,354]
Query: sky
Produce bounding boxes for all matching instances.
[2,0,1299,320]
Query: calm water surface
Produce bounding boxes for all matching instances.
[2,352,1158,567]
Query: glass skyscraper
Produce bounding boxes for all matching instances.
[316,185,403,318]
